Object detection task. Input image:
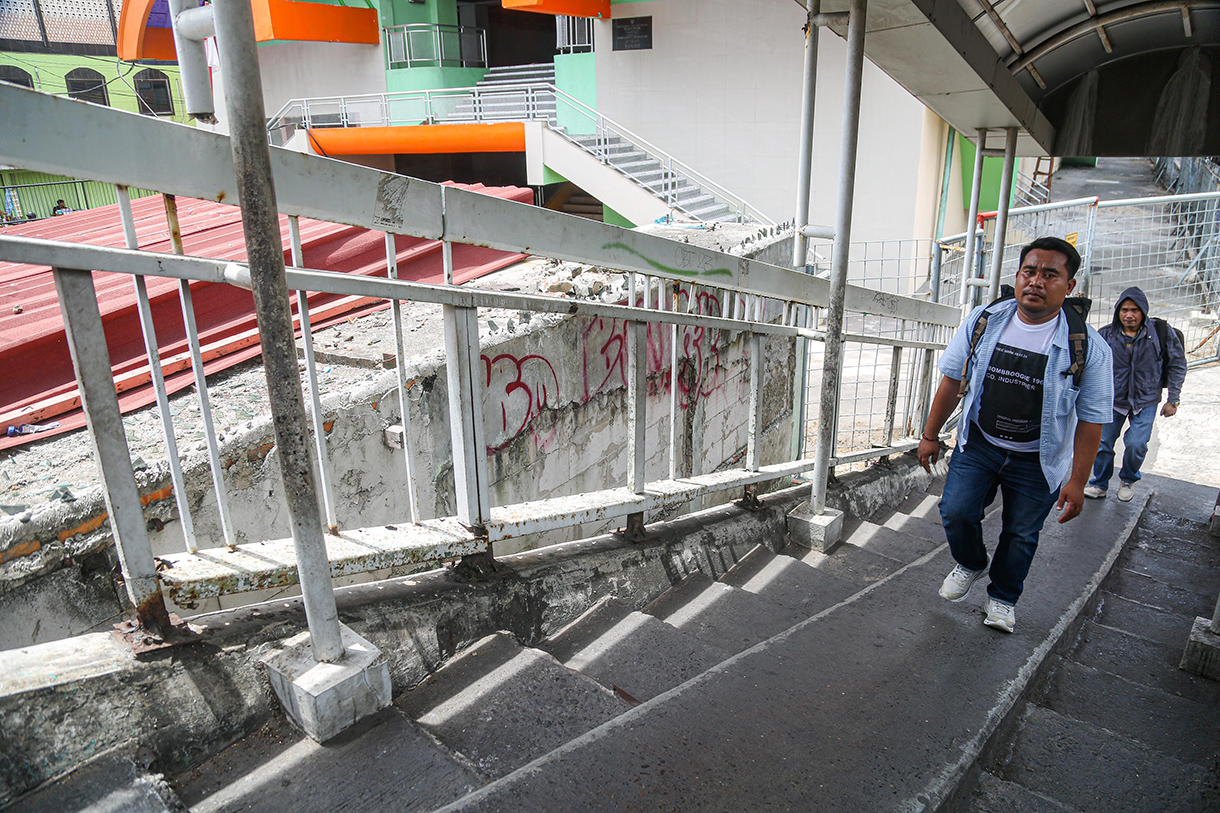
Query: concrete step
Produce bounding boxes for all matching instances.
[1067,619,1220,707]
[839,516,943,564]
[1032,655,1220,767]
[719,544,859,616]
[783,540,907,592]
[988,705,1220,812]
[965,771,1081,813]
[9,749,185,813]
[644,571,806,654]
[173,709,480,813]
[540,597,731,703]
[395,632,628,779]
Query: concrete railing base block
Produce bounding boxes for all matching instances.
[261,623,391,743]
[786,502,844,553]
[1179,616,1220,681]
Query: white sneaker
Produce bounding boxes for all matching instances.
[1083,485,1107,499]
[984,599,1016,633]
[939,560,989,602]
[1117,482,1136,502]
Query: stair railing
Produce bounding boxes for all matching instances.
[266,83,774,225]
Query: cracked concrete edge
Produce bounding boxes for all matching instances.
[922,490,1152,813]
[0,450,930,806]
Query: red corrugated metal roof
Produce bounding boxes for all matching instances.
[0,183,533,449]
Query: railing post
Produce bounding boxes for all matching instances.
[808,0,867,518]
[443,303,491,531]
[1079,198,1099,297]
[746,331,765,472]
[213,0,343,664]
[987,127,1018,301]
[792,0,820,268]
[960,129,987,314]
[53,266,173,635]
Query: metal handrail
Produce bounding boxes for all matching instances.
[383,23,487,69]
[266,82,774,225]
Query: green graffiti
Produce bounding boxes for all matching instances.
[602,242,733,278]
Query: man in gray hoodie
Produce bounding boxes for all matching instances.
[1084,286,1187,502]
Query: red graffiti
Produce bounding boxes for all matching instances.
[482,352,559,453]
[581,289,725,409]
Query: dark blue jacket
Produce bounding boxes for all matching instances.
[1097,286,1187,413]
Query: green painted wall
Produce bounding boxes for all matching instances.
[603,204,634,228]
[382,0,453,28]
[0,52,190,124]
[1,169,156,220]
[385,66,487,94]
[554,51,596,135]
[958,134,1016,213]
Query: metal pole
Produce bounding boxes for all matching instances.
[987,127,1019,301]
[960,129,987,313]
[54,267,172,633]
[291,216,339,532]
[212,0,343,664]
[792,0,820,268]
[116,187,197,553]
[809,0,866,515]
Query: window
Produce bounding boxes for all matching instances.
[65,67,108,105]
[134,68,173,116]
[0,65,35,89]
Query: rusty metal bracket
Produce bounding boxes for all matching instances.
[112,613,200,657]
[453,549,500,581]
[623,512,646,542]
[739,484,763,511]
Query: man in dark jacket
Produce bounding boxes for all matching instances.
[1084,286,1187,502]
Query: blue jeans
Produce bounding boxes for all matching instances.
[1090,407,1155,488]
[940,427,1061,605]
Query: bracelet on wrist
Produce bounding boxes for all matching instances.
[921,434,938,442]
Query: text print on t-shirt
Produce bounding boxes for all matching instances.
[975,314,1057,452]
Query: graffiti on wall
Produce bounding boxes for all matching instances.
[482,352,559,453]
[581,289,727,409]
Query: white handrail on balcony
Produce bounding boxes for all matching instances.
[383,23,487,69]
[266,83,774,225]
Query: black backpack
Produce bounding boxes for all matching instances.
[1150,317,1185,389]
[958,285,1090,399]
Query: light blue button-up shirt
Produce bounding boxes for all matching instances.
[939,299,1114,490]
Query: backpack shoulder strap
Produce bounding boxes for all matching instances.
[958,302,1003,399]
[1062,299,1090,386]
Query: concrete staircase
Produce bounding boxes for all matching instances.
[17,474,1217,811]
[441,64,557,124]
[958,481,1220,813]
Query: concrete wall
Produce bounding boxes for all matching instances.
[593,0,934,243]
[0,232,798,648]
[207,40,387,135]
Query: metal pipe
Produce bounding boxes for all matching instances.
[988,127,1019,301]
[54,267,173,633]
[627,318,647,493]
[792,0,820,268]
[212,0,343,664]
[167,0,216,123]
[163,194,237,550]
[387,231,421,524]
[810,0,867,515]
[117,187,197,553]
[668,282,680,480]
[291,216,339,532]
[960,129,987,313]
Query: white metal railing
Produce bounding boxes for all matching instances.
[556,15,594,53]
[383,23,487,69]
[0,83,954,614]
[1013,169,1051,208]
[265,83,774,225]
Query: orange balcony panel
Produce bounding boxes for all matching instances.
[501,0,609,18]
[307,124,527,156]
[118,0,377,61]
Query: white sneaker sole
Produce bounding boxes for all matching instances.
[983,615,1015,633]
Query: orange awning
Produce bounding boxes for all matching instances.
[307,124,527,156]
[118,0,378,61]
[501,0,609,18]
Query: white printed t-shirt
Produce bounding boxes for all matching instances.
[971,314,1059,452]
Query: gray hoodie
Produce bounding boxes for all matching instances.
[1097,286,1186,414]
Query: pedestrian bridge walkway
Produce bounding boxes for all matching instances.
[7,453,1218,811]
